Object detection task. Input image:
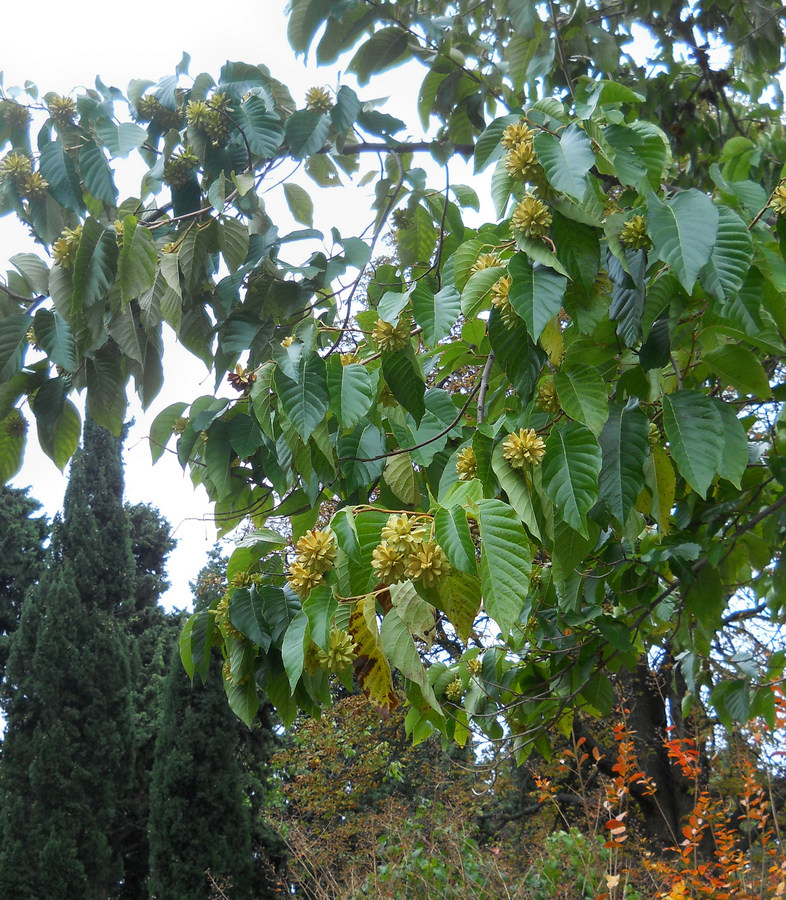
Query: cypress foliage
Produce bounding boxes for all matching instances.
[148,552,253,900]
[148,552,286,899]
[0,485,47,695]
[0,417,136,899]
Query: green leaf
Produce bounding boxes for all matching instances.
[534,125,595,199]
[381,608,441,713]
[337,423,387,494]
[204,419,233,499]
[331,85,362,132]
[229,586,272,650]
[714,400,748,489]
[285,110,331,159]
[397,205,437,269]
[303,585,338,652]
[149,401,188,463]
[275,352,329,442]
[389,581,436,645]
[35,393,80,471]
[78,141,117,206]
[85,342,127,435]
[412,283,460,348]
[281,610,310,692]
[477,498,531,634]
[283,182,314,227]
[508,254,567,341]
[347,27,408,85]
[229,413,262,458]
[383,452,419,506]
[224,674,259,728]
[219,217,249,273]
[662,391,724,498]
[239,95,285,158]
[541,421,602,537]
[94,120,148,157]
[700,207,752,302]
[326,359,375,428]
[0,315,30,382]
[643,446,675,535]
[703,344,771,399]
[72,218,118,311]
[554,364,609,436]
[646,190,719,292]
[491,441,541,540]
[435,505,477,575]
[11,253,49,295]
[460,266,505,318]
[381,349,425,425]
[598,402,649,527]
[119,216,157,303]
[33,309,76,372]
[38,141,84,214]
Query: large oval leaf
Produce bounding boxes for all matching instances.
[541,421,602,537]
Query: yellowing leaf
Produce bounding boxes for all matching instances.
[349,596,398,719]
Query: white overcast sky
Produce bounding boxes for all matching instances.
[0,0,458,609]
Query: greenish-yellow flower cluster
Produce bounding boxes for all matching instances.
[372,316,412,352]
[503,428,546,469]
[371,514,450,589]
[286,529,337,598]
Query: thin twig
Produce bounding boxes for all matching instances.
[476,351,495,424]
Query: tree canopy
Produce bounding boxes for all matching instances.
[0,0,785,761]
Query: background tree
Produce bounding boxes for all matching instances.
[0,417,136,899]
[116,503,179,899]
[148,550,285,900]
[0,0,785,889]
[0,485,47,697]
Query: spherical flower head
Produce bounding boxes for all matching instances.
[287,561,323,598]
[4,410,27,439]
[136,95,161,123]
[381,513,426,551]
[186,99,212,128]
[213,592,244,641]
[490,274,517,328]
[230,571,252,588]
[466,657,482,676]
[619,214,652,251]
[511,193,552,239]
[305,86,333,113]
[3,102,31,130]
[536,378,561,414]
[25,325,37,347]
[339,351,357,366]
[0,151,32,186]
[456,446,478,481]
[444,677,464,702]
[505,140,539,181]
[404,540,451,588]
[47,95,77,128]
[770,181,786,216]
[372,316,411,352]
[204,108,231,145]
[280,335,295,348]
[648,422,661,449]
[208,91,233,114]
[173,416,189,434]
[295,528,337,574]
[470,251,502,274]
[371,541,407,583]
[318,629,357,673]
[391,208,413,230]
[52,224,82,270]
[163,149,199,189]
[20,171,48,201]
[503,428,546,469]
[501,120,535,150]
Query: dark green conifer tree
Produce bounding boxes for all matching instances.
[116,504,180,899]
[0,485,47,696]
[147,551,285,900]
[0,417,136,900]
